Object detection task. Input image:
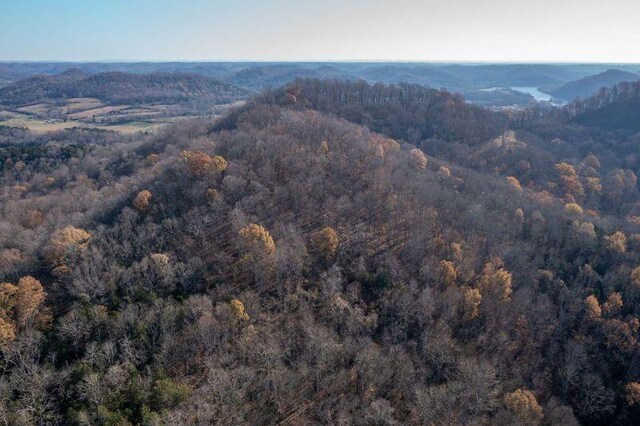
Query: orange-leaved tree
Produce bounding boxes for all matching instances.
[133,190,153,212]
[181,150,228,178]
[0,276,48,347]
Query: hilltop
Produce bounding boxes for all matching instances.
[549,69,639,101]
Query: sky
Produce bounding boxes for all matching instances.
[1,0,640,62]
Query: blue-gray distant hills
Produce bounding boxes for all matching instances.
[0,69,251,106]
[549,69,640,101]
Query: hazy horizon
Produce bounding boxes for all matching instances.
[2,60,640,65]
[2,0,640,62]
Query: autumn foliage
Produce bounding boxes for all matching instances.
[314,227,339,261]
[181,150,228,178]
[133,189,153,212]
[238,223,276,286]
[409,148,427,170]
[480,262,513,302]
[624,382,640,406]
[230,298,250,321]
[503,389,543,424]
[45,226,91,268]
[0,276,47,347]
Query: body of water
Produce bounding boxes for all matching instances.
[511,86,554,102]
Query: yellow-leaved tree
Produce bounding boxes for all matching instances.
[0,276,48,347]
[314,227,339,262]
[133,190,153,212]
[503,389,543,424]
[45,226,91,274]
[230,299,250,321]
[181,150,228,178]
[480,262,513,303]
[437,260,457,287]
[238,223,276,288]
[462,287,482,321]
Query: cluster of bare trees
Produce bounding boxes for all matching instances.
[0,80,639,424]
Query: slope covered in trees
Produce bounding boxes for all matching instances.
[0,70,251,106]
[258,78,507,145]
[549,69,640,101]
[1,81,640,424]
[565,80,640,132]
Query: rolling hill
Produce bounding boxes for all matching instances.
[2,78,640,424]
[550,69,639,101]
[558,79,640,132]
[0,69,252,106]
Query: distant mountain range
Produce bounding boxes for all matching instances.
[549,69,640,101]
[2,62,639,90]
[2,63,640,110]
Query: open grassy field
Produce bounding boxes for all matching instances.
[0,116,94,132]
[0,114,203,134]
[62,98,104,113]
[68,104,130,119]
[0,110,24,120]
[16,103,52,115]
[100,121,167,134]
[0,98,241,134]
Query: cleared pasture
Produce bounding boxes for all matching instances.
[68,104,130,119]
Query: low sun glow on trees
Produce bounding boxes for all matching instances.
[503,389,543,424]
[45,226,91,272]
[133,189,153,212]
[314,227,339,262]
[409,148,427,170]
[181,150,228,178]
[0,276,47,347]
[238,223,276,287]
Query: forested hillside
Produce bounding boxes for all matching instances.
[1,81,640,425]
[0,70,251,106]
[549,69,639,101]
[258,79,507,145]
[567,80,640,132]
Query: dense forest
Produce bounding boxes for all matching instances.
[2,79,640,425]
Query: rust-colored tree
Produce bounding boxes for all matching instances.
[133,189,153,212]
[181,150,228,178]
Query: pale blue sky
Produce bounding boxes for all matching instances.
[1,0,640,62]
